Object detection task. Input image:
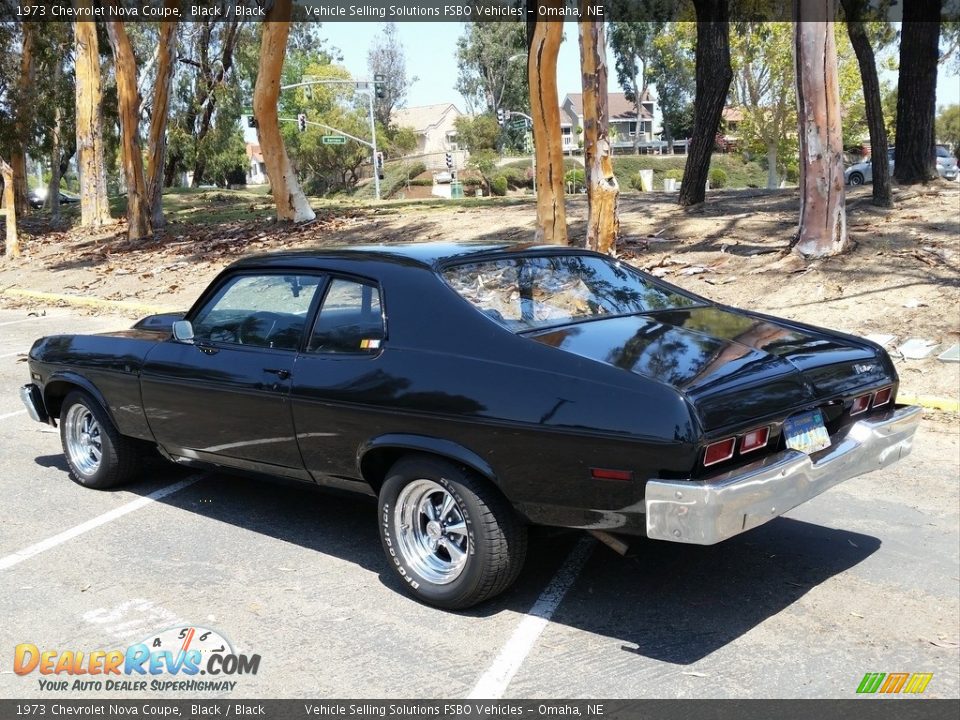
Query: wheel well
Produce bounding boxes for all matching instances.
[43,380,82,421]
[359,447,496,496]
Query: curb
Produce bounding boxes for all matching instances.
[0,288,174,315]
[898,394,960,413]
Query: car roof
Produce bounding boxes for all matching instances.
[231,241,600,271]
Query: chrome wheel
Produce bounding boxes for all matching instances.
[394,479,469,585]
[64,403,102,477]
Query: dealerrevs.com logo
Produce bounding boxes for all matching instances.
[857,672,934,695]
[14,626,260,693]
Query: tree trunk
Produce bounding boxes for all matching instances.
[47,58,63,223]
[679,0,732,207]
[527,4,567,245]
[192,20,242,186]
[146,1,178,228]
[579,12,619,254]
[632,71,642,154]
[11,23,35,216]
[74,11,113,227]
[842,1,891,206]
[1,158,19,258]
[766,142,780,188]
[793,5,848,258]
[894,0,940,184]
[253,0,315,223]
[106,19,152,240]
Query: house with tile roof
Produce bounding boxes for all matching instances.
[391,103,466,155]
[559,90,657,154]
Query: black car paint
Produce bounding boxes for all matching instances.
[26,243,897,535]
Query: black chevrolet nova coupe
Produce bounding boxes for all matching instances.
[21,243,921,608]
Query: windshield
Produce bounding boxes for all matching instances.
[443,254,699,332]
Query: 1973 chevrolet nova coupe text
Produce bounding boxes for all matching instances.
[21,243,921,608]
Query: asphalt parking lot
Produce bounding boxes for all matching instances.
[0,307,957,700]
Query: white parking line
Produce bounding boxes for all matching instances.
[0,409,26,421]
[0,316,54,327]
[467,536,595,699]
[0,475,204,571]
[0,351,26,358]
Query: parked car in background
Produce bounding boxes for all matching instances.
[20,243,921,609]
[29,189,80,209]
[936,145,958,180]
[845,148,895,186]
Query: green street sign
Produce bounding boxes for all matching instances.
[509,120,526,130]
[322,135,346,145]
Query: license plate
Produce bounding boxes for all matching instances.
[783,409,831,454]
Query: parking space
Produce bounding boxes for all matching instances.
[1,307,957,699]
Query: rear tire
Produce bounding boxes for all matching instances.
[378,455,527,610]
[60,390,142,489]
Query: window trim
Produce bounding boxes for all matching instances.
[303,272,388,358]
[186,270,327,354]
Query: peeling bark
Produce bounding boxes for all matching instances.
[527,4,567,245]
[253,0,315,223]
[12,23,35,216]
[793,2,848,258]
[579,11,619,254]
[74,7,114,227]
[1,158,18,258]
[107,17,152,240]
[146,0,179,228]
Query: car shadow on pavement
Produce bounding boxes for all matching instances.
[114,468,878,666]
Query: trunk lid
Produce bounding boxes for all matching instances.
[526,305,888,430]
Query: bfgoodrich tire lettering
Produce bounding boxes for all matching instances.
[379,455,527,609]
[59,390,142,489]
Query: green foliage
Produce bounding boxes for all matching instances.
[709,167,728,188]
[467,148,500,189]
[936,105,960,159]
[455,23,528,115]
[454,114,502,151]
[367,23,415,128]
[649,23,696,142]
[664,168,684,181]
[497,165,532,189]
[490,175,508,196]
[614,155,767,191]
[386,126,418,156]
[564,169,585,191]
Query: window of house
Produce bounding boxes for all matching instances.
[308,279,384,354]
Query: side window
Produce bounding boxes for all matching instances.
[191,274,321,350]
[308,279,384,354]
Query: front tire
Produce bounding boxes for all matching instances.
[848,172,864,186]
[60,390,142,489]
[379,455,527,609]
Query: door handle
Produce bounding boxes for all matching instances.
[264,368,291,380]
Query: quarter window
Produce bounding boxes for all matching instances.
[308,279,384,354]
[191,274,321,350]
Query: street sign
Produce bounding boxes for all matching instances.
[322,135,346,145]
[509,119,527,130]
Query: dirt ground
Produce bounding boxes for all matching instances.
[1,183,958,403]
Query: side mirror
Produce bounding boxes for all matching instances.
[172,320,195,343]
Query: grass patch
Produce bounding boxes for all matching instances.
[612,154,767,190]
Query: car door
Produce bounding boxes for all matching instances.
[140,272,323,479]
[289,276,389,487]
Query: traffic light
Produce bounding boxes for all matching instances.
[297,113,306,132]
[375,73,385,100]
[376,152,384,180]
[247,115,257,128]
[497,108,506,127]
[445,153,453,169]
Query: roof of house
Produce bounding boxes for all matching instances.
[245,143,263,163]
[562,91,654,121]
[722,107,744,123]
[391,103,464,134]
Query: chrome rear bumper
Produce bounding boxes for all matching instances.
[644,405,922,544]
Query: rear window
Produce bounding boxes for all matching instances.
[443,254,698,332]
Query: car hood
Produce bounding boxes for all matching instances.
[526,306,890,430]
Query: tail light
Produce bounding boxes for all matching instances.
[740,426,770,454]
[872,387,892,407]
[850,393,871,415]
[703,437,736,467]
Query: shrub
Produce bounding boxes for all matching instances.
[663,168,684,181]
[490,175,508,196]
[564,168,585,191]
[709,167,728,188]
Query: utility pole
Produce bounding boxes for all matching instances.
[278,77,382,200]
